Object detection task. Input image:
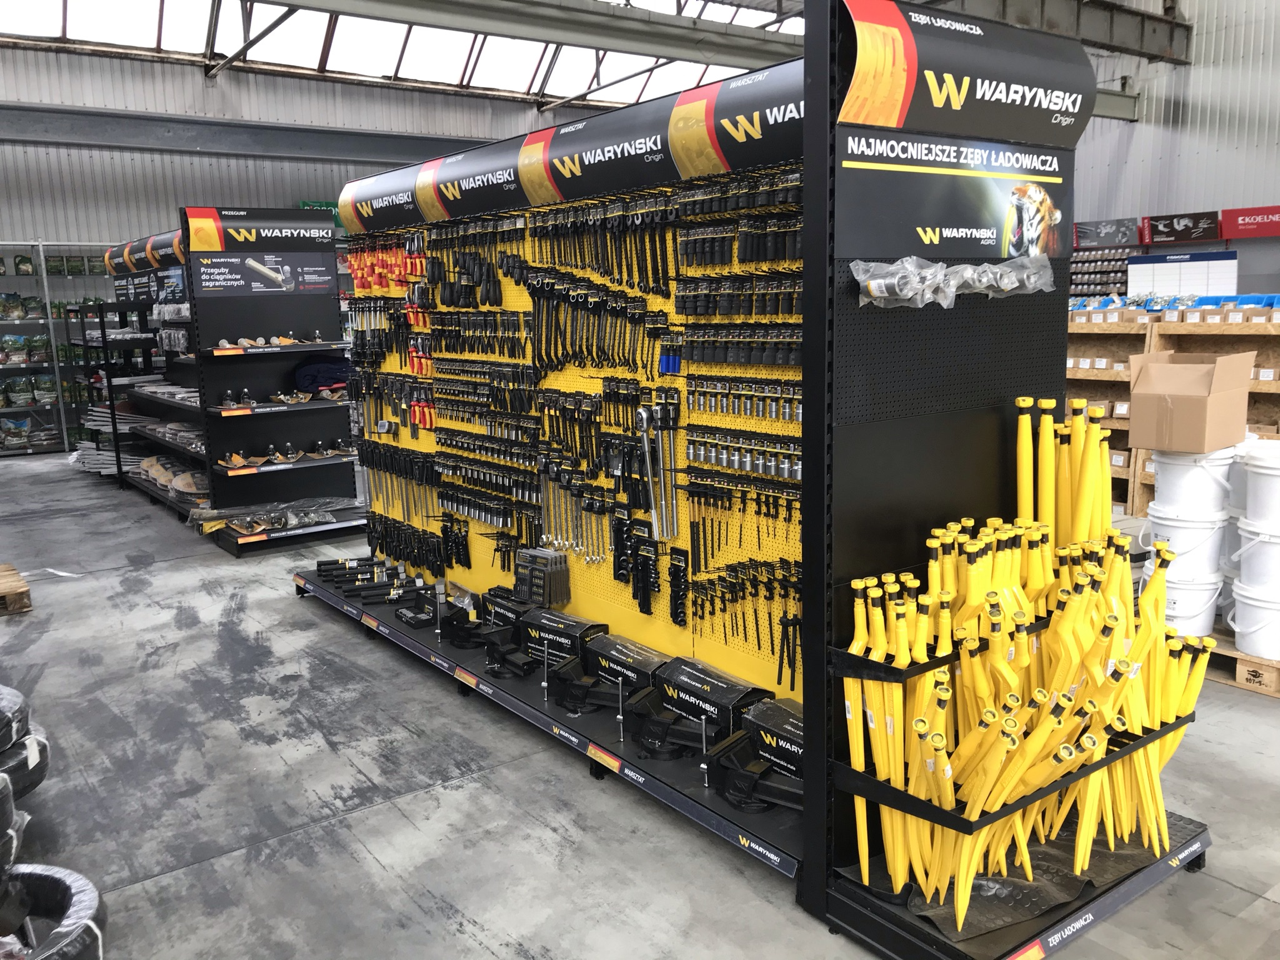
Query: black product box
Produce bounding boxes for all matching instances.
[518,608,608,666]
[584,634,668,689]
[655,658,772,733]
[741,698,803,778]
[481,589,538,629]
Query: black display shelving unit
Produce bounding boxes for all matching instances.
[291,5,1213,957]
[65,301,159,487]
[175,208,362,554]
[795,4,1212,959]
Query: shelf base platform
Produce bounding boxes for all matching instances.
[825,815,1209,960]
[292,569,804,877]
[216,510,365,556]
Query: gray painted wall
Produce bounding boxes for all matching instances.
[1076,0,1280,290]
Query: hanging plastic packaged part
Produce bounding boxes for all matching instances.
[988,254,1056,298]
[851,258,936,307]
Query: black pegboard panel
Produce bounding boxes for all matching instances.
[832,258,1070,426]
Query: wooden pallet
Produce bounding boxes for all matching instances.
[0,564,31,616]
[1206,630,1280,698]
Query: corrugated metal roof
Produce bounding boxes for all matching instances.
[1076,0,1279,219]
[0,46,595,141]
[0,142,384,242]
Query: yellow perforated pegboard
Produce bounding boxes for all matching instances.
[358,176,806,698]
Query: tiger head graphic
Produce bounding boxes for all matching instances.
[1003,183,1063,258]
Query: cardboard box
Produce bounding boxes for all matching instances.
[1112,502,1127,519]
[655,658,772,733]
[1113,400,1131,418]
[1089,310,1107,324]
[1144,458,1155,474]
[1066,357,1075,368]
[1162,309,1182,323]
[1183,308,1203,324]
[1105,309,1123,324]
[1128,350,1256,453]
[1205,311,1225,324]
[741,698,804,779]
[1078,358,1093,369]
[518,608,609,665]
[1095,357,1109,370]
[1113,361,1128,372]
[1246,308,1272,324]
[1272,310,1280,323]
[1091,400,1114,417]
[1127,310,1157,325]
[1236,658,1280,695]
[1227,309,1247,324]
[1110,450,1131,469]
[1070,310,1090,324]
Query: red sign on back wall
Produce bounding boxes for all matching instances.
[1222,206,1280,239]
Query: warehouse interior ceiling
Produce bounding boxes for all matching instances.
[0,0,804,108]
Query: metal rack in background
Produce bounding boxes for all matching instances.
[64,301,159,488]
[0,240,118,455]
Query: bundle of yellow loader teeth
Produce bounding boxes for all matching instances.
[838,397,1212,932]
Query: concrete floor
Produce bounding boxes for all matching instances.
[0,454,1277,959]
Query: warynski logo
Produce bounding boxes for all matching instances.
[974,78,1084,113]
[356,191,413,218]
[662,683,718,716]
[552,136,663,178]
[759,732,802,754]
[439,168,516,201]
[228,226,333,241]
[916,226,998,244]
[921,71,1084,115]
[737,835,782,865]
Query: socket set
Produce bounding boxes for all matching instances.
[671,168,801,217]
[685,427,802,480]
[681,324,802,367]
[686,377,801,423]
[673,275,802,317]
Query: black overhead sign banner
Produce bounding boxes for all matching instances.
[838,0,1095,150]
[103,228,185,276]
[183,207,339,298]
[336,59,804,233]
[103,228,187,304]
[185,208,337,253]
[1141,211,1220,244]
[835,129,1074,258]
[1074,217,1141,248]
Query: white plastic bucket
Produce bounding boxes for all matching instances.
[1245,445,1280,524]
[1233,516,1280,588]
[1153,448,1234,516]
[1141,501,1228,579]
[1229,579,1280,659]
[1221,508,1243,577]
[1219,571,1237,620]
[1139,559,1225,638]
[1228,439,1258,512]
[1165,571,1224,638]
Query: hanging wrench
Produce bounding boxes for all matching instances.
[636,407,659,539]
